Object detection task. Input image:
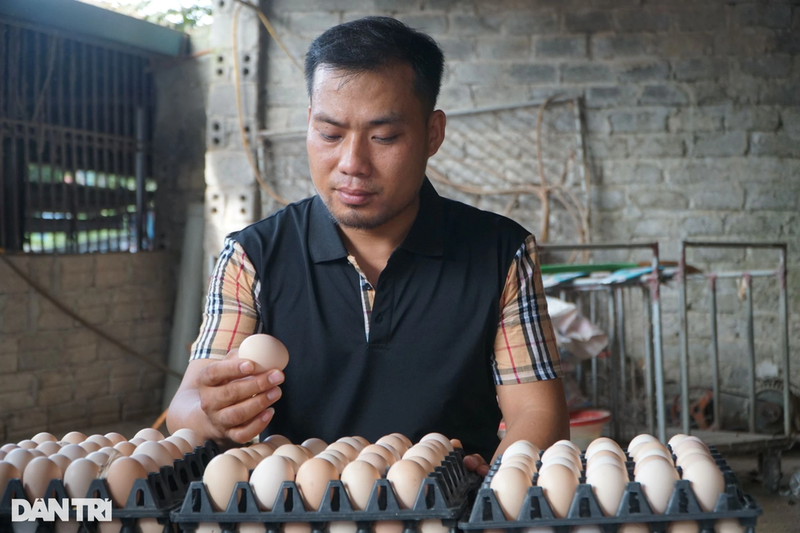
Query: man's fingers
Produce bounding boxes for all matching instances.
[214,389,282,429]
[226,408,274,444]
[464,454,489,476]
[203,372,283,413]
[464,454,486,467]
[199,356,255,387]
[216,392,272,428]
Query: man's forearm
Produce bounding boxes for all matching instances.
[494,406,570,462]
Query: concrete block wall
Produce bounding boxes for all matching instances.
[152,27,213,268]
[204,0,264,272]
[0,252,174,441]
[204,0,800,428]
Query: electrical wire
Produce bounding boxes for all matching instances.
[234,0,304,72]
[232,1,290,205]
[0,252,184,380]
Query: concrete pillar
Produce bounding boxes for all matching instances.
[204,0,262,275]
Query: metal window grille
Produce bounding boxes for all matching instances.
[0,19,155,253]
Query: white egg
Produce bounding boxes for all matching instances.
[237,334,289,372]
[682,459,724,512]
[489,465,532,520]
[586,463,627,516]
[341,460,380,510]
[386,460,427,509]
[585,440,626,462]
[250,455,295,511]
[539,456,581,478]
[503,440,540,462]
[537,464,578,519]
[628,434,659,456]
[634,457,678,514]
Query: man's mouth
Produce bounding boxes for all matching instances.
[336,187,375,206]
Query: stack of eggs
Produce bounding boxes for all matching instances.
[488,440,540,523]
[0,427,203,533]
[484,435,739,533]
[627,433,736,533]
[661,434,741,533]
[619,434,676,532]
[200,432,462,533]
[584,438,629,520]
[490,439,587,522]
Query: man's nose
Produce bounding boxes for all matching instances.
[338,135,371,177]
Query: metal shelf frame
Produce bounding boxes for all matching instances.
[677,241,792,437]
[539,240,793,451]
[538,242,667,443]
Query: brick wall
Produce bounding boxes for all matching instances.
[0,27,211,441]
[205,0,800,427]
[0,252,173,441]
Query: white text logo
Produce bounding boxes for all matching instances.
[11,499,112,522]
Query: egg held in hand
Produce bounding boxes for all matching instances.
[237,334,290,372]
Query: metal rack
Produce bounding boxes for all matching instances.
[540,240,796,491]
[675,241,794,491]
[677,241,792,437]
[538,242,667,442]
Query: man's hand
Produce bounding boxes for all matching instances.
[197,350,284,443]
[463,454,490,476]
[167,350,285,446]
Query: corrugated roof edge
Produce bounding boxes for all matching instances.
[0,0,188,56]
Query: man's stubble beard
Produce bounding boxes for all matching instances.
[322,194,414,231]
[324,202,395,231]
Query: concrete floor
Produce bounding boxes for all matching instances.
[725,451,800,532]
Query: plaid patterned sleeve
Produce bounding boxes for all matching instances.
[190,237,262,360]
[492,234,562,385]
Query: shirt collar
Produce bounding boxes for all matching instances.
[398,177,445,257]
[308,177,445,264]
[309,194,349,263]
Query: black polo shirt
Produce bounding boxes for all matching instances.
[233,178,530,461]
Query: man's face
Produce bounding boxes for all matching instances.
[307,63,445,230]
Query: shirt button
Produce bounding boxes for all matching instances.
[374,313,383,324]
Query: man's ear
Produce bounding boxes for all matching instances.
[307,105,312,125]
[427,109,446,158]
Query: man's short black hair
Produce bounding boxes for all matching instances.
[305,16,445,115]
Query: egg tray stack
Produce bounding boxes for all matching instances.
[459,446,761,533]
[171,447,482,533]
[0,441,219,533]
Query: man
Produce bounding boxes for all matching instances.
[167,16,568,475]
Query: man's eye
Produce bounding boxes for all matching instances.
[374,135,398,144]
[319,132,340,141]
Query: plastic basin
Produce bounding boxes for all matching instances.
[569,409,611,450]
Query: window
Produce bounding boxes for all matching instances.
[0,21,156,253]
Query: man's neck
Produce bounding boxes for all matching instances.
[337,198,420,287]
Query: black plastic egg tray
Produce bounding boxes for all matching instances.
[171,448,482,533]
[459,446,761,533]
[0,442,218,533]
